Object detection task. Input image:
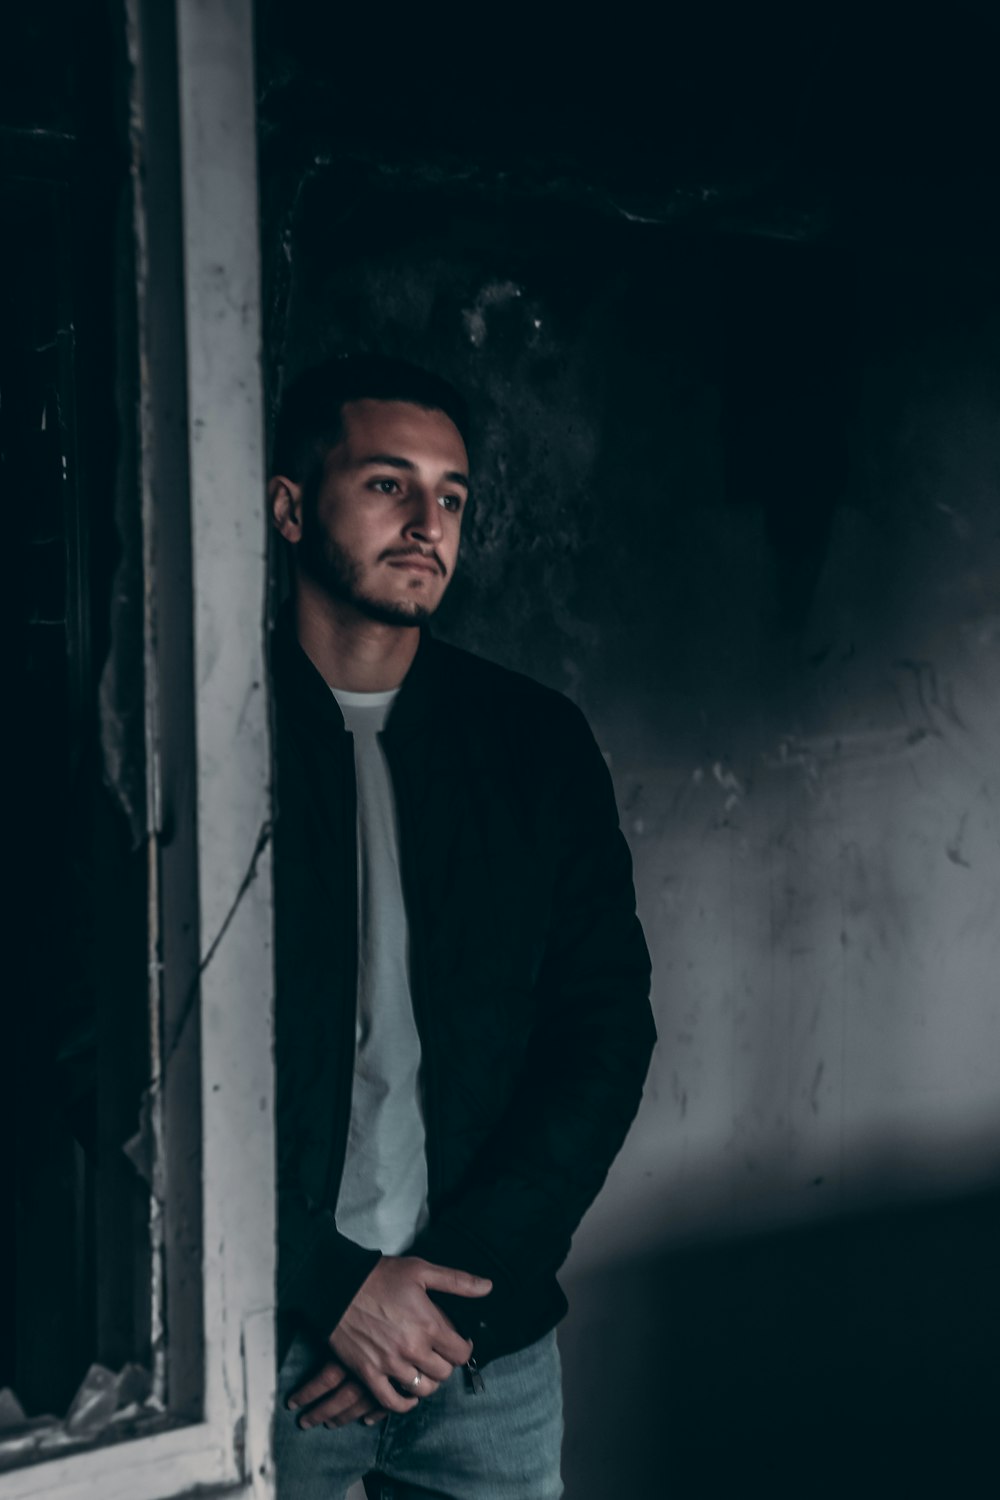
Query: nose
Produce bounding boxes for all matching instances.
[402,485,443,544]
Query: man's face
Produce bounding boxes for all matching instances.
[293,398,469,626]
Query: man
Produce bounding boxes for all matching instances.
[269,354,654,1499]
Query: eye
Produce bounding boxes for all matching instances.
[370,478,401,495]
[439,493,464,513]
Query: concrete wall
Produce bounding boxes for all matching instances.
[274,180,1000,1493]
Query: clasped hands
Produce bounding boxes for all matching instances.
[287,1255,491,1430]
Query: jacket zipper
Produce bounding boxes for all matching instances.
[323,730,361,1213]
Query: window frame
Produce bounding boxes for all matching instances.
[0,2,276,1496]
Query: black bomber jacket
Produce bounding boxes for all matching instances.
[273,619,655,1367]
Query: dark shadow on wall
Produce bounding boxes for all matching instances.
[559,1184,1000,1498]
[722,240,856,635]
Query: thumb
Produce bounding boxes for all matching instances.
[420,1262,493,1298]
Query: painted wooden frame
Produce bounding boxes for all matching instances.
[0,4,276,1497]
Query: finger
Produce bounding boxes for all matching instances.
[325,1406,367,1428]
[367,1375,420,1416]
[287,1362,350,1411]
[363,1410,389,1426]
[407,1351,453,1383]
[297,1382,365,1429]
[418,1262,493,1299]
[323,1391,380,1428]
[431,1327,475,1366]
[390,1372,441,1401]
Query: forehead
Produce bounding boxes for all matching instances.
[332,398,468,470]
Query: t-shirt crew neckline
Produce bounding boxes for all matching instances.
[330,685,400,711]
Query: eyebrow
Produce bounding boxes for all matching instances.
[357,454,470,489]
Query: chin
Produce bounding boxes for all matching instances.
[355,595,436,627]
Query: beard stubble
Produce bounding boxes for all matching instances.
[298,518,437,627]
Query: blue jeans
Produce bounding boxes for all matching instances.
[274,1330,563,1500]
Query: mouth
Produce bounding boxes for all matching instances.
[382,550,446,577]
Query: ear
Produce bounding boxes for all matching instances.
[269,475,304,543]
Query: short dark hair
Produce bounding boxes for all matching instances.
[271,353,470,500]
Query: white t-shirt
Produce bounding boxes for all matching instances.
[331,686,429,1255]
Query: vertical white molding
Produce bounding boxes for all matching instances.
[0,5,274,1495]
[175,2,276,1493]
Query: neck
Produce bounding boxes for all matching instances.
[293,577,420,692]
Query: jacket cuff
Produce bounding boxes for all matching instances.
[407,1219,512,1293]
[407,1220,568,1365]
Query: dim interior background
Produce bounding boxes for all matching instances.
[2,1,998,1494]
[258,4,1000,1492]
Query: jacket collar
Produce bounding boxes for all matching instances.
[271,603,439,742]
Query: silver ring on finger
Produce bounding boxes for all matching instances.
[398,1373,424,1396]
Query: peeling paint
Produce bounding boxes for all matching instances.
[945,812,972,868]
[895,658,967,734]
[121,1085,157,1194]
[461,279,524,347]
[765,725,936,777]
[712,761,745,808]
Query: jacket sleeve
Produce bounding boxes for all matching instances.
[276,1175,382,1345]
[274,863,381,1340]
[409,698,655,1317]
